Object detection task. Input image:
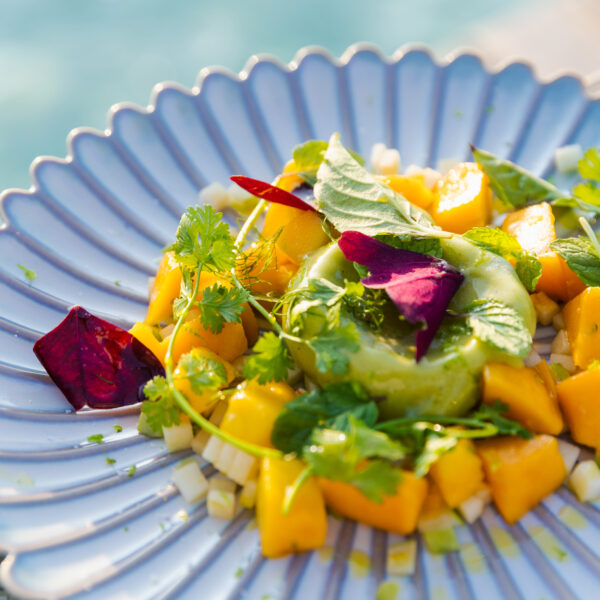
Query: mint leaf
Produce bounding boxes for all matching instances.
[310,322,360,374]
[176,349,228,394]
[472,147,570,208]
[376,234,444,258]
[195,284,249,333]
[243,332,294,384]
[18,264,37,281]
[293,139,364,185]
[464,299,531,357]
[550,237,600,286]
[314,133,437,237]
[464,227,542,291]
[271,381,377,453]
[142,376,181,433]
[166,205,235,272]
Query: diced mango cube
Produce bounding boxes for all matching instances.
[563,287,600,369]
[276,209,329,266]
[380,174,434,210]
[129,321,166,365]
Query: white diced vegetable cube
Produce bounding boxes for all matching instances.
[227,450,258,485]
[378,149,401,175]
[417,508,461,533]
[553,312,565,331]
[549,353,576,374]
[172,460,209,504]
[523,349,543,368]
[239,479,258,509]
[201,435,224,464]
[191,429,211,456]
[386,539,417,576]
[557,439,580,477]
[550,330,571,354]
[207,476,237,520]
[162,421,194,453]
[214,441,237,474]
[569,460,600,502]
[199,182,229,211]
[554,144,583,173]
[404,164,441,189]
[436,157,461,174]
[209,475,236,493]
[370,143,386,169]
[458,487,491,524]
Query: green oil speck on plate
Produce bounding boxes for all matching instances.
[558,505,587,530]
[317,546,334,563]
[528,525,570,563]
[459,542,486,574]
[432,585,450,600]
[376,581,399,600]
[489,526,520,558]
[348,549,371,578]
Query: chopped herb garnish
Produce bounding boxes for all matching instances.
[128,465,137,477]
[106,457,116,465]
[18,264,36,281]
[113,424,123,433]
[87,434,104,444]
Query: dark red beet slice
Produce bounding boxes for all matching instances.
[230,175,316,211]
[33,306,165,410]
[338,231,464,361]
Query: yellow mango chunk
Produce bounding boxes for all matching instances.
[557,368,600,449]
[319,470,428,535]
[262,203,306,239]
[257,457,327,558]
[418,478,448,522]
[430,163,492,234]
[563,287,600,369]
[380,174,434,210]
[220,380,296,447]
[502,202,585,302]
[276,209,329,266]
[429,439,486,507]
[173,347,236,413]
[145,252,182,325]
[532,360,558,402]
[240,305,259,347]
[476,435,566,524]
[482,363,564,435]
[129,321,166,365]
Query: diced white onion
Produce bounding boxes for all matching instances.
[370,143,401,175]
[191,429,211,456]
[239,479,258,509]
[553,312,566,331]
[172,459,209,504]
[523,349,543,368]
[554,144,583,173]
[569,460,600,502]
[551,330,571,354]
[162,421,194,453]
[386,539,417,576]
[213,441,237,474]
[457,487,491,524]
[199,182,229,211]
[227,450,258,485]
[207,476,237,520]
[417,508,461,533]
[549,353,576,374]
[557,439,581,477]
[404,164,442,189]
[201,435,224,464]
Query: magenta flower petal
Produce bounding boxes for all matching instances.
[33,306,165,410]
[338,231,464,361]
[230,176,316,211]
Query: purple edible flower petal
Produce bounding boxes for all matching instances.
[230,175,317,211]
[338,231,464,361]
[33,306,165,410]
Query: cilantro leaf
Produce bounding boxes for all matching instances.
[471,400,533,439]
[578,148,600,182]
[243,332,294,384]
[293,139,364,185]
[464,227,542,291]
[176,349,228,394]
[270,381,376,453]
[376,234,444,258]
[472,146,570,208]
[195,284,249,333]
[141,375,181,434]
[314,133,437,237]
[463,299,531,357]
[166,205,235,272]
[550,237,600,286]
[310,322,360,374]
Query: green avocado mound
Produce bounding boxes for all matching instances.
[283,236,536,419]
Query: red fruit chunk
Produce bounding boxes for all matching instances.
[33,306,164,410]
[230,176,316,211]
[338,231,464,361]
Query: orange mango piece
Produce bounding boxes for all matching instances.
[380,174,434,210]
[129,321,166,365]
[319,471,428,535]
[257,457,327,558]
[220,380,296,447]
[276,209,329,266]
[429,439,486,507]
[262,203,306,239]
[557,368,600,448]
[172,347,236,414]
[240,304,259,347]
[145,252,182,325]
[482,363,564,435]
[563,287,600,368]
[476,435,566,524]
[418,478,448,522]
[502,202,585,302]
[430,162,492,234]
[532,360,558,402]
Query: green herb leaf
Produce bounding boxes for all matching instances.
[195,283,249,333]
[463,227,542,291]
[242,332,294,384]
[464,299,532,357]
[128,465,137,477]
[471,400,533,438]
[471,147,570,208]
[141,375,181,434]
[314,133,438,237]
[578,148,600,182]
[271,381,376,454]
[106,457,116,465]
[293,139,364,185]
[550,237,600,286]
[166,205,236,272]
[310,322,360,374]
[413,435,458,477]
[87,434,104,444]
[17,264,37,281]
[113,425,122,433]
[175,350,228,394]
[376,234,444,258]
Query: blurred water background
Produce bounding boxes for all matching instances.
[0,0,598,193]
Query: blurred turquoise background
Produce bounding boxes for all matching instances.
[0,0,538,192]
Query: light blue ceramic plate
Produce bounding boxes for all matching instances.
[1,44,600,600]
